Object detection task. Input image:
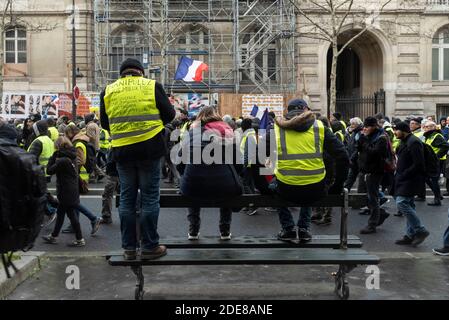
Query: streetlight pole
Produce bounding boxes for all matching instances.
[71,0,77,120]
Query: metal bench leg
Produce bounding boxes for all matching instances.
[333,264,356,300]
[131,266,145,300]
[339,189,349,249]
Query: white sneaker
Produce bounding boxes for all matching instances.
[188,232,200,240]
[220,232,232,240]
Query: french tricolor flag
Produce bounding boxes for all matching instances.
[174,56,209,82]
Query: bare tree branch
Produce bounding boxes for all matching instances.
[337,0,393,56]
[335,0,354,35]
[288,0,333,39]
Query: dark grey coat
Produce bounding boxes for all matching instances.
[392,134,426,197]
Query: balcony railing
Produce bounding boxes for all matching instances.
[427,0,449,6]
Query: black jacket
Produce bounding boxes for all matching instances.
[357,128,388,174]
[179,121,243,199]
[273,110,349,203]
[423,129,449,159]
[100,75,176,164]
[46,147,80,207]
[346,125,363,168]
[392,134,425,197]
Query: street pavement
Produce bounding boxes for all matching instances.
[5,180,449,300]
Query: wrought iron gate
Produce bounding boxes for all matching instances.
[334,89,385,121]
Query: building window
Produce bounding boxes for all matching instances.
[4,27,27,64]
[177,27,209,56]
[432,27,449,81]
[241,29,278,82]
[109,26,146,80]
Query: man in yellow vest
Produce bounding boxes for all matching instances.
[272,99,349,241]
[423,121,449,206]
[46,117,59,142]
[410,117,424,141]
[27,120,55,182]
[101,58,175,260]
[331,112,347,132]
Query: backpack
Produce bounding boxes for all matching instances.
[0,143,47,272]
[75,140,96,174]
[384,134,397,173]
[422,142,439,177]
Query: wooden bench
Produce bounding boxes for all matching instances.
[107,189,379,300]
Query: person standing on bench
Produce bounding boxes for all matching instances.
[178,106,243,240]
[100,58,175,260]
[271,99,349,242]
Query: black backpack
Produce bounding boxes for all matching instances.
[75,140,96,174]
[422,142,439,177]
[0,142,47,275]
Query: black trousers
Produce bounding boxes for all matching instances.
[364,173,383,228]
[52,204,83,240]
[426,176,442,200]
[187,207,232,233]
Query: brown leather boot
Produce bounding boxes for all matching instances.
[141,245,167,260]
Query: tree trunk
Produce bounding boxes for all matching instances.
[328,42,338,118]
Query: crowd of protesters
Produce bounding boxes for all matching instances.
[0,58,447,261]
[0,104,449,256]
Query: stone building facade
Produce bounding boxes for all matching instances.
[3,0,449,118]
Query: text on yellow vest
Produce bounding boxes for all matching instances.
[104,76,164,147]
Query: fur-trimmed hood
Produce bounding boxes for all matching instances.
[275,110,316,132]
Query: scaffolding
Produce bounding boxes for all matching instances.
[94,0,296,94]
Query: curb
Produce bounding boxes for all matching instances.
[0,252,45,299]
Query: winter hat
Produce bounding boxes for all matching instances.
[393,121,411,133]
[287,98,309,112]
[120,58,144,75]
[332,112,342,121]
[84,113,95,124]
[32,120,49,137]
[363,116,378,127]
[29,113,42,122]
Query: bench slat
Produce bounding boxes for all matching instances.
[160,235,362,249]
[108,248,379,266]
[158,194,367,208]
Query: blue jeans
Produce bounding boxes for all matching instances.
[444,209,449,247]
[278,207,312,231]
[75,203,98,223]
[117,158,161,251]
[395,196,427,238]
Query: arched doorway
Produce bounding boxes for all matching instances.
[326,30,384,119]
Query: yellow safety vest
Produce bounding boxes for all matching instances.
[335,130,344,143]
[104,76,163,148]
[274,120,326,186]
[27,135,55,177]
[74,141,90,182]
[413,130,424,139]
[392,136,401,151]
[426,132,447,160]
[99,128,111,150]
[340,120,347,131]
[48,126,59,142]
[240,129,257,167]
[180,121,190,141]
